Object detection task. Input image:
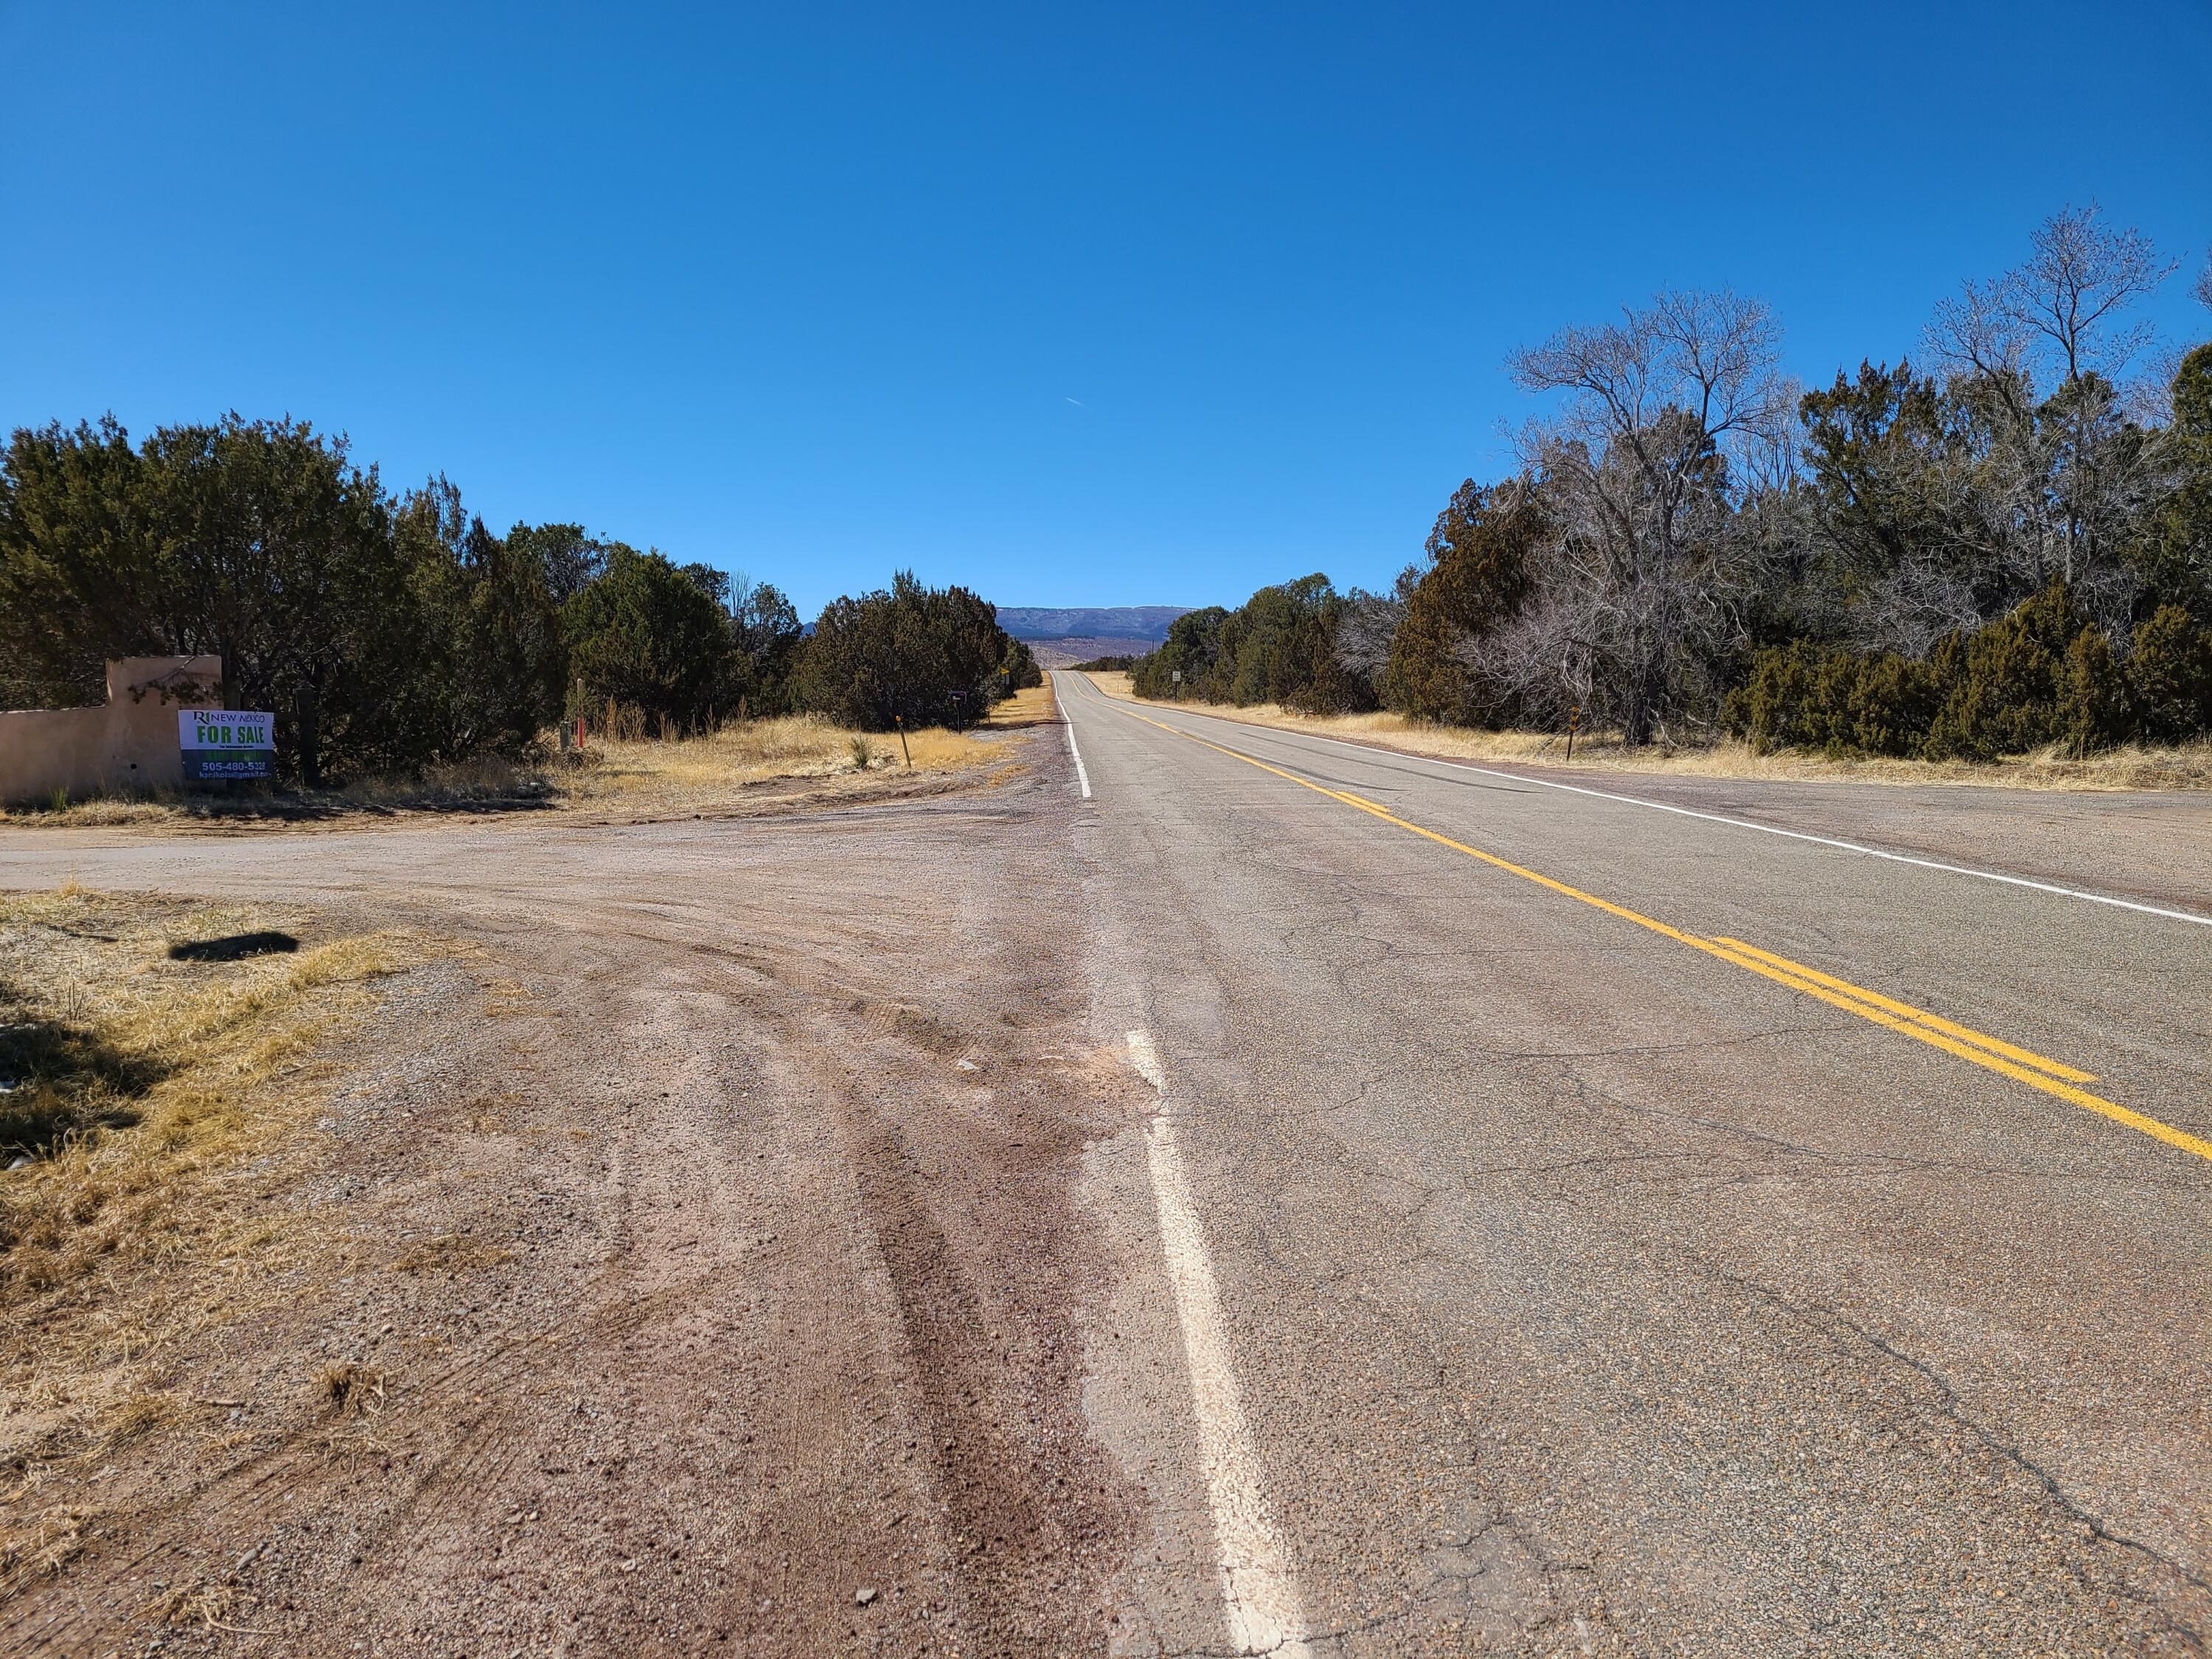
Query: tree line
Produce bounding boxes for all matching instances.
[1133,208,2212,759]
[0,415,1039,784]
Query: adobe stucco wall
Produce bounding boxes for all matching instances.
[0,657,223,806]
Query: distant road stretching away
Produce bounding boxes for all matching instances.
[3,677,2205,1655]
[1054,667,2212,1653]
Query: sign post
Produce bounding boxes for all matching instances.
[179,710,276,782]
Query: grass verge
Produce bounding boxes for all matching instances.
[1,710,1023,829]
[979,683,1060,728]
[560,712,1004,810]
[1080,672,2212,793]
[0,888,412,1593]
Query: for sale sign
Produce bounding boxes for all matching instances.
[179,709,276,781]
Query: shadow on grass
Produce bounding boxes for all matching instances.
[168,932,298,963]
[0,984,161,1158]
[161,788,561,823]
[8,777,565,826]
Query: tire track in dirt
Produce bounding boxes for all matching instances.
[1,768,1152,1657]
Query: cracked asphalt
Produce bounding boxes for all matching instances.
[1060,669,2212,1657]
[4,673,2206,1658]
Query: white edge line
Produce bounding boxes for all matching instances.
[1127,1029,1311,1659]
[1062,692,1093,799]
[1109,697,2212,931]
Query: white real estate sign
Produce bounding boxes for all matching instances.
[179,709,276,781]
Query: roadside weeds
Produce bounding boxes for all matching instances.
[978,683,1060,729]
[0,888,415,1596]
[1079,672,2212,793]
[2,710,1027,830]
[566,712,1000,807]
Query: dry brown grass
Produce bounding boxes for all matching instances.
[387,1231,515,1274]
[2,712,1020,830]
[560,712,998,809]
[981,683,1060,728]
[141,1576,243,1630]
[0,1502,97,1600]
[0,888,413,1516]
[318,1360,391,1417]
[335,754,552,809]
[3,755,554,828]
[1082,672,2212,793]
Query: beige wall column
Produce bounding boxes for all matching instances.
[0,657,223,806]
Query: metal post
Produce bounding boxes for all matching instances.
[1565,704,1579,762]
[894,714,911,768]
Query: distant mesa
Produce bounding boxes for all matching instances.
[997,606,1189,644]
[1024,636,1164,669]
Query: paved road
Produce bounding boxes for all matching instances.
[1055,669,2212,1656]
[4,681,2208,1656]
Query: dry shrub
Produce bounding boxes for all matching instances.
[593,699,649,742]
[462,1091,522,1132]
[319,1360,389,1417]
[336,754,545,808]
[4,797,175,827]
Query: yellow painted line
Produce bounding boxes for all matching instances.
[1680,941,2212,1162]
[1118,706,2212,1167]
[1709,936,2098,1084]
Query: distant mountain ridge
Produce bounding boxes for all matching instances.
[996,605,1189,643]
[1024,636,1161,669]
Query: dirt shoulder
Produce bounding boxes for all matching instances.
[0,717,1149,1655]
[1079,671,2212,793]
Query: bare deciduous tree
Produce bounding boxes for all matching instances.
[1500,290,1790,742]
[2020,204,2171,385]
[1927,204,2177,584]
[1330,569,1414,685]
[1930,205,2171,384]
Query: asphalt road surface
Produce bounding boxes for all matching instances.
[3,677,2208,1657]
[1051,669,2211,1657]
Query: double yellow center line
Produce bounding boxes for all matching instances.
[1117,706,2212,1166]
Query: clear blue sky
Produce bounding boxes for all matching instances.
[4,2,2209,618]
